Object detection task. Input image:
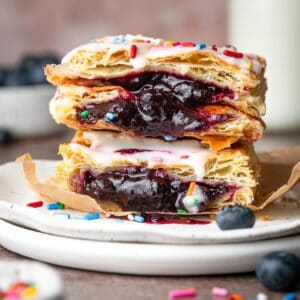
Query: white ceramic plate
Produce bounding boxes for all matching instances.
[0,160,300,245]
[0,219,300,275]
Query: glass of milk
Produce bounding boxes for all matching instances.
[227,0,300,131]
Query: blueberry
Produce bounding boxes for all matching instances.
[39,53,60,65]
[0,68,8,86]
[19,54,51,85]
[29,53,59,85]
[216,205,255,230]
[27,63,47,84]
[0,129,12,145]
[256,251,300,291]
[19,55,40,72]
[4,68,31,86]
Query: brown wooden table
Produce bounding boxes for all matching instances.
[0,131,299,300]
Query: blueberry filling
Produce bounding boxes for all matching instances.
[76,71,235,138]
[70,166,237,212]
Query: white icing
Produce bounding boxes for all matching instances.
[182,185,208,213]
[62,34,263,75]
[69,131,211,180]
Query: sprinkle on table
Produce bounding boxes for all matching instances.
[177,209,187,214]
[223,49,244,58]
[256,293,268,300]
[130,44,138,58]
[282,293,297,300]
[83,212,100,220]
[26,200,43,208]
[21,285,37,298]
[229,294,245,300]
[168,288,197,299]
[80,110,89,118]
[212,287,229,297]
[1,282,37,299]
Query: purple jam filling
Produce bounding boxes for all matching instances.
[114,149,154,155]
[76,71,235,138]
[70,166,237,213]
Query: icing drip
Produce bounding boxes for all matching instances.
[69,131,212,180]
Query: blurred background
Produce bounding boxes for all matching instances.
[0,0,299,162]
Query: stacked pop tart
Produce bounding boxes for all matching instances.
[44,34,266,215]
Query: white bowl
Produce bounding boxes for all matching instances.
[0,84,63,137]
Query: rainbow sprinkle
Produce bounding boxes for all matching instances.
[163,136,177,141]
[211,44,218,51]
[53,212,70,219]
[187,182,196,196]
[282,293,296,300]
[0,282,37,300]
[181,42,196,47]
[130,44,138,58]
[257,293,268,300]
[105,112,118,121]
[113,36,126,43]
[127,214,134,221]
[229,294,244,300]
[196,43,206,50]
[114,219,124,223]
[47,203,60,210]
[168,288,197,299]
[80,110,89,118]
[165,40,174,46]
[133,215,145,223]
[58,202,65,209]
[26,201,43,208]
[47,202,65,210]
[83,213,100,220]
[212,287,229,297]
[223,49,243,58]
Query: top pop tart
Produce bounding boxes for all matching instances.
[46,34,266,145]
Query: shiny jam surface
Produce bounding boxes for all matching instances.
[70,166,236,213]
[76,71,234,138]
